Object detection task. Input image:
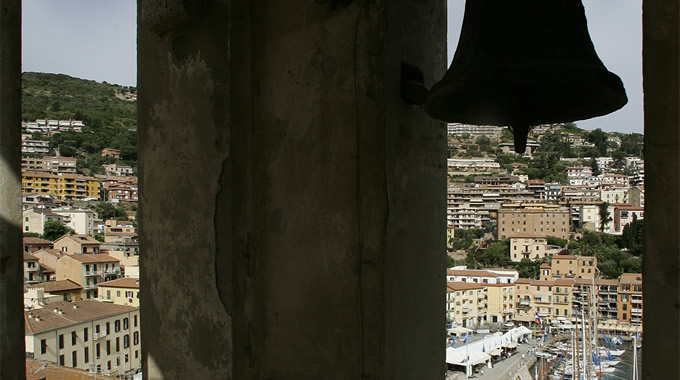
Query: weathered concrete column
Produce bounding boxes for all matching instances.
[139,0,445,378]
[0,0,25,378]
[138,0,234,378]
[642,1,680,379]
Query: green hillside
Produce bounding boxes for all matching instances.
[22,72,137,174]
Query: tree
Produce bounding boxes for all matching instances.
[547,236,568,247]
[42,220,74,241]
[23,232,41,238]
[590,157,600,176]
[599,202,612,232]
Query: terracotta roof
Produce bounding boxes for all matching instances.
[23,237,52,245]
[553,279,575,286]
[23,252,39,261]
[39,264,55,273]
[67,254,119,264]
[539,263,550,269]
[553,255,577,260]
[26,358,117,380]
[446,282,486,291]
[515,278,532,284]
[55,234,101,245]
[447,269,503,277]
[98,277,139,289]
[34,248,62,258]
[25,300,137,334]
[619,273,642,284]
[28,279,82,293]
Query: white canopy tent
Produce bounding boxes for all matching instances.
[445,327,531,365]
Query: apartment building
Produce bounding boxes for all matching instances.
[599,186,628,204]
[611,205,644,235]
[447,123,504,138]
[446,268,519,284]
[102,177,138,202]
[22,208,70,235]
[51,208,97,235]
[22,193,61,210]
[509,235,549,262]
[32,249,65,270]
[447,158,501,174]
[551,254,597,280]
[618,273,642,327]
[628,186,644,207]
[103,221,137,244]
[572,278,620,322]
[24,252,41,286]
[22,156,77,175]
[23,119,84,135]
[21,134,50,154]
[566,166,593,186]
[101,148,121,159]
[28,280,83,303]
[445,283,488,328]
[23,237,53,253]
[55,254,120,299]
[98,278,140,307]
[24,300,141,377]
[513,278,574,325]
[497,203,570,240]
[54,234,101,255]
[577,203,601,231]
[486,284,515,324]
[103,164,134,177]
[22,171,100,201]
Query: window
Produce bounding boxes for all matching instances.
[623,313,627,320]
[116,357,121,366]
[59,355,65,366]
[124,334,130,348]
[106,322,110,335]
[84,327,88,342]
[115,320,121,332]
[107,290,111,299]
[58,334,64,349]
[117,290,121,297]
[125,353,129,363]
[623,304,628,311]
[123,317,129,330]
[72,331,77,345]
[96,343,100,359]
[95,324,100,334]
[72,351,77,367]
[116,337,120,352]
[133,331,139,345]
[106,340,111,355]
[135,350,139,359]
[40,339,47,354]
[84,347,89,363]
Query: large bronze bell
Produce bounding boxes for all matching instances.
[424,0,627,153]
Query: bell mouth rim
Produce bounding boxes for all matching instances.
[424,79,627,126]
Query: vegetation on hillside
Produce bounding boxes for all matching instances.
[21,72,137,174]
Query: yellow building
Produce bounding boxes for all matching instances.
[22,171,100,201]
[497,203,570,240]
[98,278,140,307]
[446,283,487,328]
[513,278,574,325]
[551,254,597,279]
[485,283,515,325]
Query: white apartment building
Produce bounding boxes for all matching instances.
[446,267,519,284]
[447,158,501,174]
[51,207,97,235]
[25,300,140,377]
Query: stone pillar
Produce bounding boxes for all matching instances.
[0,0,24,378]
[139,0,445,378]
[642,1,680,379]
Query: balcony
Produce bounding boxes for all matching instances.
[26,266,39,272]
[631,297,642,304]
[85,270,102,276]
[83,284,98,290]
[503,308,514,314]
[631,308,642,314]
[93,332,107,340]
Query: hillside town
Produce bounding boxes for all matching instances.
[18,120,644,379]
